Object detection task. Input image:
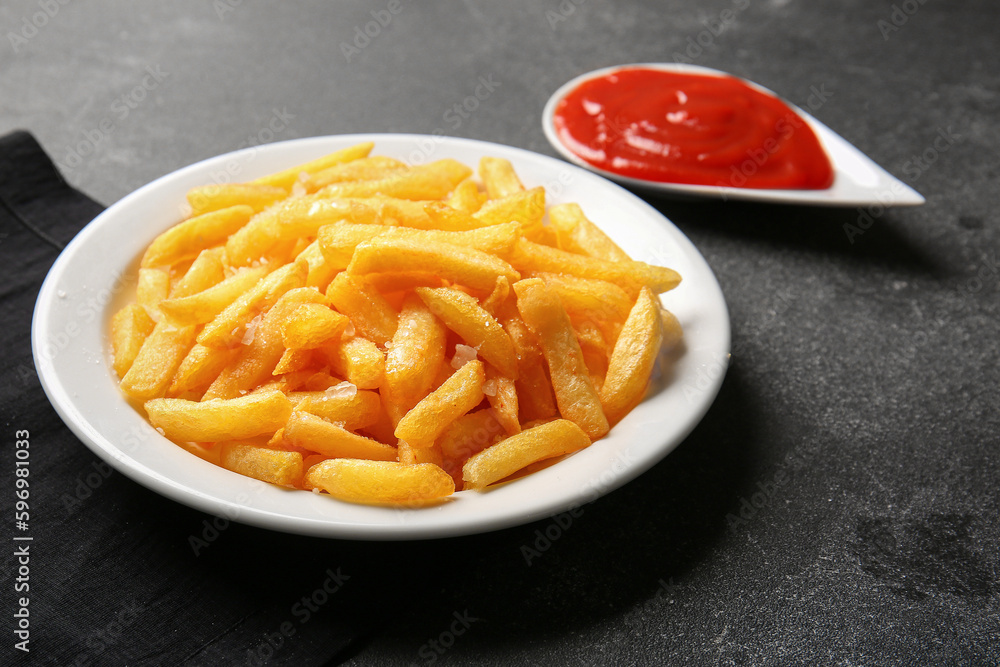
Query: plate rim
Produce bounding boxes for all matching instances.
[541,62,926,207]
[31,132,731,540]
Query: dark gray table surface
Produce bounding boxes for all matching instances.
[2,1,998,665]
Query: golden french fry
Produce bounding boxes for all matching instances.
[414,286,518,379]
[168,343,240,397]
[158,265,271,326]
[120,321,197,400]
[472,187,545,228]
[318,159,472,200]
[142,205,254,269]
[535,272,632,323]
[364,272,447,293]
[284,411,398,461]
[136,267,170,318]
[280,302,349,349]
[111,304,156,378]
[146,387,291,442]
[325,272,398,347]
[512,239,681,295]
[323,336,386,389]
[444,178,486,214]
[317,222,390,271]
[549,202,631,262]
[273,348,315,376]
[292,387,381,431]
[394,360,485,448]
[498,301,558,422]
[437,409,506,485]
[293,240,338,291]
[348,236,519,292]
[223,208,281,267]
[601,287,664,426]
[479,157,525,199]
[251,141,375,191]
[169,247,226,299]
[198,260,307,349]
[384,293,447,405]
[397,440,444,467]
[660,307,684,352]
[276,197,353,238]
[303,155,408,192]
[203,287,326,400]
[384,222,520,259]
[219,442,303,486]
[187,183,286,218]
[484,367,520,435]
[304,459,454,504]
[462,419,590,490]
[513,278,609,439]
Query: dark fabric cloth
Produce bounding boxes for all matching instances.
[0,131,380,666]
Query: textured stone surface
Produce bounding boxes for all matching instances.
[1,0,997,664]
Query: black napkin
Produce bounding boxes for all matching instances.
[0,131,379,666]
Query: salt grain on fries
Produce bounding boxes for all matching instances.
[110,143,683,505]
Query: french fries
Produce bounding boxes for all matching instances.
[111,144,683,506]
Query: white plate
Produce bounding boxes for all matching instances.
[32,134,730,540]
[542,63,925,207]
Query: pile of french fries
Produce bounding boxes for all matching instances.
[110,142,683,505]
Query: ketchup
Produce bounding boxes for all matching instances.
[552,67,834,189]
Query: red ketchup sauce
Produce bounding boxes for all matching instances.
[552,68,834,189]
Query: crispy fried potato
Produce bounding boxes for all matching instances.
[284,411,398,460]
[304,459,454,504]
[318,159,472,201]
[394,360,485,448]
[325,272,398,347]
[601,287,664,426]
[111,304,156,379]
[479,157,525,199]
[513,278,608,439]
[187,183,286,218]
[146,388,291,442]
[384,293,447,406]
[512,239,681,295]
[142,205,254,269]
[462,419,590,490]
[219,442,303,486]
[280,302,349,349]
[549,202,631,262]
[292,386,381,431]
[158,265,270,326]
[414,286,518,379]
[252,141,375,191]
[348,236,519,292]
